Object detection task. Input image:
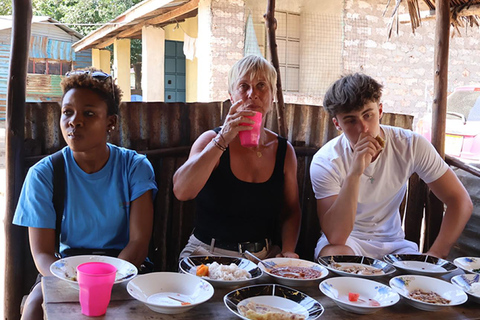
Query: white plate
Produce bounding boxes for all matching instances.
[258,257,328,287]
[178,255,262,288]
[453,257,480,274]
[224,284,324,320]
[50,255,137,289]
[389,275,468,311]
[127,272,214,314]
[384,254,457,276]
[237,296,309,319]
[319,276,399,314]
[318,255,396,278]
[451,273,480,304]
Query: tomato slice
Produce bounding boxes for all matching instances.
[348,292,360,302]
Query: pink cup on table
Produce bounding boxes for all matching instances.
[77,262,117,317]
[238,111,262,147]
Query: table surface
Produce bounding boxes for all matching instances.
[42,270,480,320]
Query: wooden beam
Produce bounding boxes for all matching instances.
[5,2,32,319]
[265,0,287,138]
[98,0,199,48]
[425,0,450,252]
[73,0,182,51]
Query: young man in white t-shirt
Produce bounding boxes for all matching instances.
[310,73,472,260]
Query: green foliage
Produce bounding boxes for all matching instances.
[0,0,12,15]
[32,0,143,63]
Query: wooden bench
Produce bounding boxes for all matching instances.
[20,102,419,272]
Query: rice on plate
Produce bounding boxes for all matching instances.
[208,262,251,281]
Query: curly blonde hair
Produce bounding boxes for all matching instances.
[61,67,122,115]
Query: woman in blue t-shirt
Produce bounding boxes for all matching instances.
[14,68,157,320]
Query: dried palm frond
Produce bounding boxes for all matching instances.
[384,0,480,39]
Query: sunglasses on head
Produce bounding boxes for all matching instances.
[65,70,116,105]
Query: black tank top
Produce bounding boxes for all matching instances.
[194,128,287,243]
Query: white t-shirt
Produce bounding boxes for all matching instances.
[310,125,449,242]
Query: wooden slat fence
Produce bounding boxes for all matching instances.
[21,101,418,274]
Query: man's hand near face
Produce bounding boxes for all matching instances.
[349,131,383,178]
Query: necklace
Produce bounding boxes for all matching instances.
[363,173,375,184]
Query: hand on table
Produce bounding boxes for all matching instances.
[276,251,299,259]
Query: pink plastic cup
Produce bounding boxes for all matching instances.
[77,262,117,317]
[239,111,263,147]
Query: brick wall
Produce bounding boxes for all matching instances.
[344,0,480,125]
[198,0,245,102]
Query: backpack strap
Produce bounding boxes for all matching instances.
[51,150,65,256]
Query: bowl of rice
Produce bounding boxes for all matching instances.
[179,256,263,288]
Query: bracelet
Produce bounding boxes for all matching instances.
[212,137,227,152]
[218,132,227,145]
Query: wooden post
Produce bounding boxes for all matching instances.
[5,1,32,319]
[425,0,450,251]
[265,0,287,138]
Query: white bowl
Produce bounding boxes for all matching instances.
[127,272,214,314]
[389,275,468,311]
[319,276,399,314]
[258,257,328,287]
[451,273,480,304]
[50,255,137,289]
[318,255,396,278]
[178,255,262,288]
[453,257,480,274]
[384,254,457,276]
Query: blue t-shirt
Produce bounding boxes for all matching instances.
[13,144,158,256]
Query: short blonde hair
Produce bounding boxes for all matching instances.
[228,55,277,98]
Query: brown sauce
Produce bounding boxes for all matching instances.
[269,266,323,279]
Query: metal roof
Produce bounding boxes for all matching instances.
[71,0,198,52]
[0,16,84,39]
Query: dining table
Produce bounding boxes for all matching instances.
[42,268,480,320]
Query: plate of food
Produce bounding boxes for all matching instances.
[127,272,214,314]
[389,275,468,311]
[257,257,328,287]
[384,254,457,276]
[178,256,262,288]
[224,284,324,320]
[453,257,480,274]
[451,273,480,304]
[50,255,137,289]
[317,255,395,278]
[319,276,399,314]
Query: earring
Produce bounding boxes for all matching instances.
[111,126,115,130]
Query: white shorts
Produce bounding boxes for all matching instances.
[314,234,419,260]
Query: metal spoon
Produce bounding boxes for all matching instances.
[243,250,277,269]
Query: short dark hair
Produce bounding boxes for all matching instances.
[61,67,122,115]
[323,73,383,117]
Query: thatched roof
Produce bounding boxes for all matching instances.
[387,0,480,37]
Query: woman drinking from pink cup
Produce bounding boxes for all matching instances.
[174,55,301,260]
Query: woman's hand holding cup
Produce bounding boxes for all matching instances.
[219,100,258,146]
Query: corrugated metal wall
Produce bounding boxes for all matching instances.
[20,101,414,273]
[0,30,10,119]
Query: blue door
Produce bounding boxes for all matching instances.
[165,40,186,102]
